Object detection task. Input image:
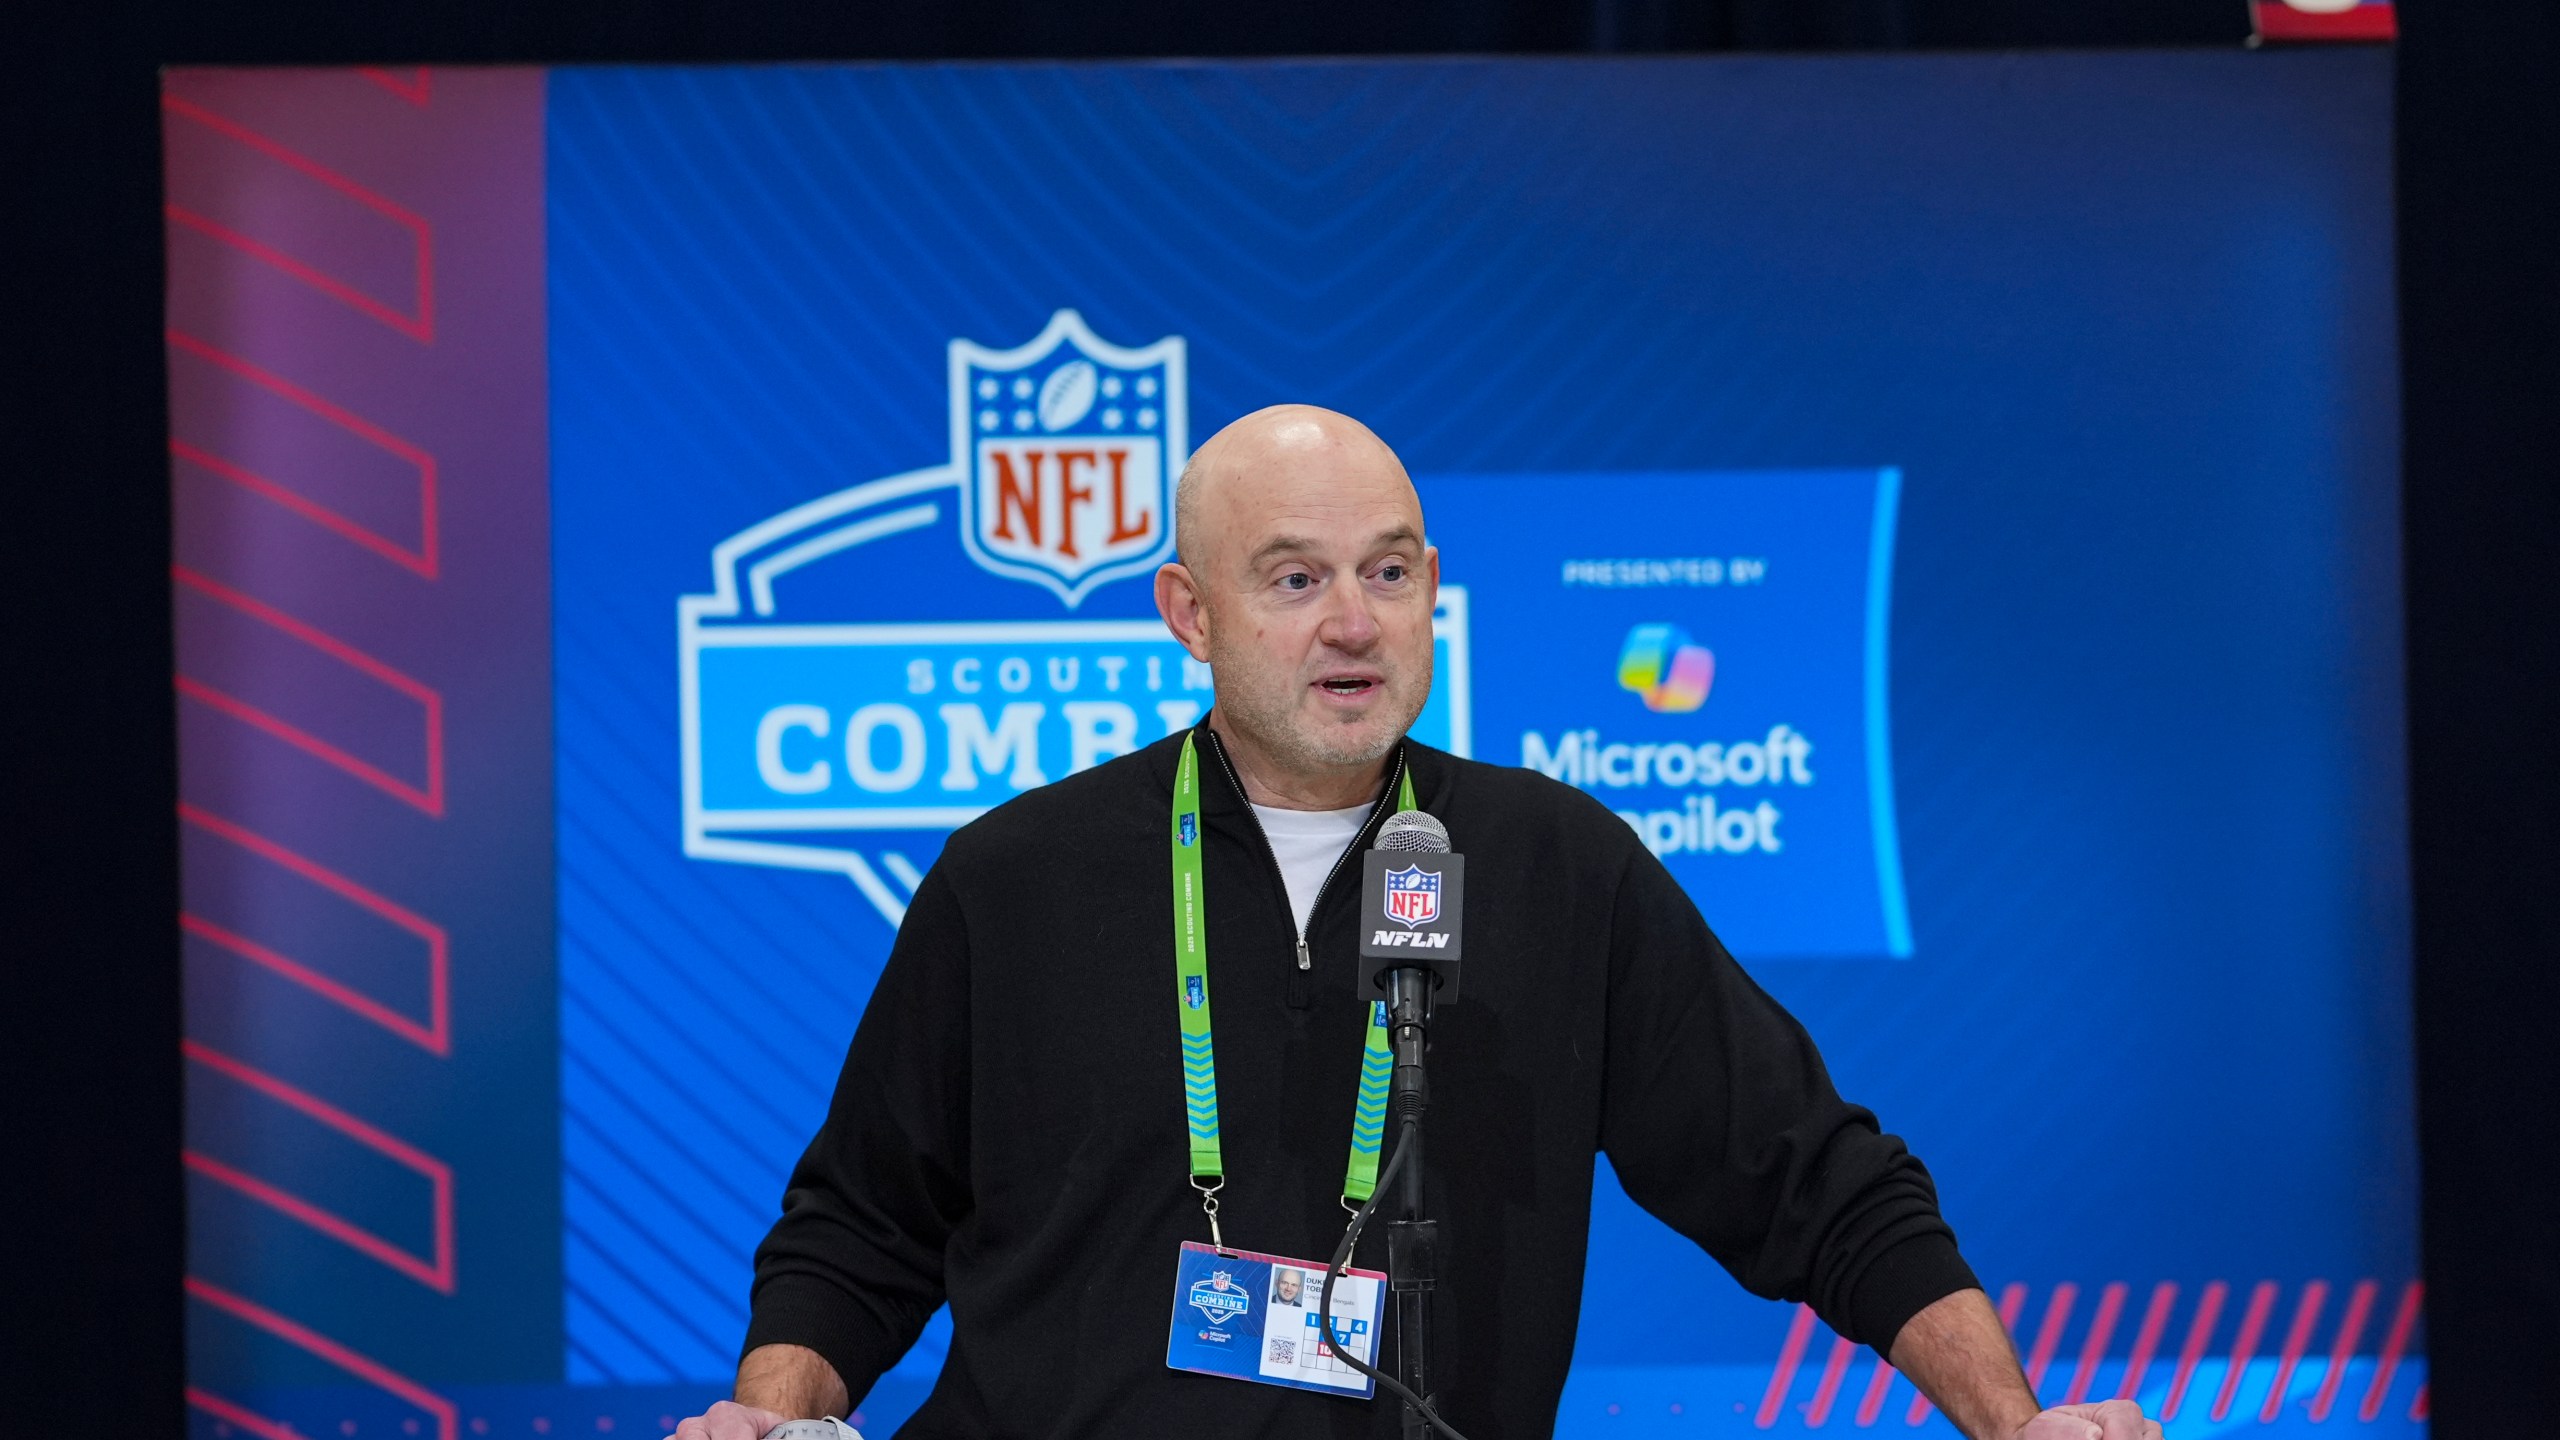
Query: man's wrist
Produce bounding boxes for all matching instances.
[735,1342,851,1420]
[1884,1289,2040,1440]
[1986,1401,2046,1440]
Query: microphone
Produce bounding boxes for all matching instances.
[1350,808,1467,1428]
[1359,809,1466,1004]
[1376,809,1449,854]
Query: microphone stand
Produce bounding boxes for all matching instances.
[1383,968,1438,1440]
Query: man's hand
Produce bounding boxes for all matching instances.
[665,1400,784,1440]
[2014,1399,2162,1440]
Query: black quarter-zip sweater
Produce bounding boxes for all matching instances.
[745,726,1977,1438]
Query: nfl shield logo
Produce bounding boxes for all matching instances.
[950,309,1186,607]
[1383,865,1441,928]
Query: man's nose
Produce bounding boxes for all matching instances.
[1317,575,1382,650]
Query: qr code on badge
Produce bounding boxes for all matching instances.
[1267,1337,1297,1365]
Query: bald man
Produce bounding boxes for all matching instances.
[677,408,2159,1440]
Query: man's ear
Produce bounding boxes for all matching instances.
[1155,562,1213,662]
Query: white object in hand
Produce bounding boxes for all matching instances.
[765,1421,862,1440]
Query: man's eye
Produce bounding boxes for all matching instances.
[1378,565,1406,583]
[1279,573,1311,591]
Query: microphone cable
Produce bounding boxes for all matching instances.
[1317,1125,1475,1440]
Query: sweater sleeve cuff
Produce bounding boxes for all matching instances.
[741,1273,909,1410]
[1844,1232,1980,1356]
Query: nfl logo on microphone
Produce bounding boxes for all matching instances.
[1383,866,1442,928]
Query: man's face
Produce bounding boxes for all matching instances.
[1276,1271,1301,1303]
[1183,424,1437,776]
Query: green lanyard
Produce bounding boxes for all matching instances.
[1172,730,1415,1241]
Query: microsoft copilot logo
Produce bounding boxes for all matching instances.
[1616,623,1714,712]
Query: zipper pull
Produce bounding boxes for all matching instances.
[1296,937,1312,970]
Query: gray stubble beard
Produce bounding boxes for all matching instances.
[1203,639,1434,777]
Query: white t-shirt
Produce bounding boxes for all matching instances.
[1250,801,1373,935]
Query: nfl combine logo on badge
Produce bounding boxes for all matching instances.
[1190,1271,1250,1325]
[1383,866,1441,927]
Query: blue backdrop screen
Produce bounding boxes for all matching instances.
[546,51,2412,1435]
[168,48,2417,1440]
